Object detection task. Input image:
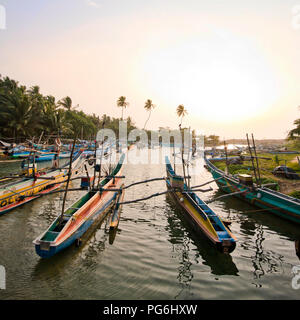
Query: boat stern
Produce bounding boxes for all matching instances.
[33,239,58,259]
[216,231,236,254]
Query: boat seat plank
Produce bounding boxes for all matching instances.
[43,231,59,242]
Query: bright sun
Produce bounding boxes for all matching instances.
[140,31,279,123]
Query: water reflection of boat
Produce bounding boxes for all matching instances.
[32,214,110,277]
[165,196,239,276]
[210,189,300,269]
[212,189,300,241]
[296,240,300,260]
[108,227,119,245]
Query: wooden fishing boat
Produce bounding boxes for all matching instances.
[165,156,236,253]
[205,156,300,225]
[0,151,83,215]
[33,153,125,258]
[34,151,71,162]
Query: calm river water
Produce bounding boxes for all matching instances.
[0,148,300,300]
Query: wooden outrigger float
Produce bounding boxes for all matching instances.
[0,151,83,215]
[33,153,125,258]
[109,184,125,230]
[165,156,236,253]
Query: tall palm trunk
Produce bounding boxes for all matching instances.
[143,109,152,130]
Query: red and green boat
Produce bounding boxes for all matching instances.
[33,153,125,258]
[205,156,300,225]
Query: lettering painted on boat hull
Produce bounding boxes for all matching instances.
[0,265,5,290]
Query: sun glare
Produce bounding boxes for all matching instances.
[140,31,279,123]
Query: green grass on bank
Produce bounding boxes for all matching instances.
[213,153,300,193]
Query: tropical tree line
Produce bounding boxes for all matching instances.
[0,75,192,143]
[0,76,137,142]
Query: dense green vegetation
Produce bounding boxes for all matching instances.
[0,76,137,142]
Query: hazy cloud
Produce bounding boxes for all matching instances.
[86,0,101,8]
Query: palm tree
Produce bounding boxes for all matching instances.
[0,88,36,139]
[117,96,129,120]
[58,96,73,111]
[176,104,188,127]
[143,99,155,130]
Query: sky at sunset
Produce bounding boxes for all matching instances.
[0,0,300,139]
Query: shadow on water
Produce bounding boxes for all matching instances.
[296,240,300,260]
[211,189,300,241]
[210,189,300,281]
[164,195,239,277]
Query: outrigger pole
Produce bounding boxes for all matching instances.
[224,140,229,175]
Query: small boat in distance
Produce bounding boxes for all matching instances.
[33,153,125,258]
[165,156,236,253]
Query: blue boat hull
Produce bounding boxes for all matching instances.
[35,193,117,258]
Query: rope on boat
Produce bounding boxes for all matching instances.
[206,190,247,204]
[118,190,170,205]
[122,177,166,190]
[17,179,212,202]
[190,176,224,189]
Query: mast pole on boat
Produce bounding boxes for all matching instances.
[246,133,259,185]
[180,125,187,186]
[96,140,105,189]
[96,120,106,189]
[224,140,229,175]
[84,164,91,189]
[27,150,31,177]
[251,133,261,187]
[91,139,97,190]
[187,127,191,189]
[59,135,77,225]
[173,142,176,174]
[37,131,44,145]
[33,150,36,179]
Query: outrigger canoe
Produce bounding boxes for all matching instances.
[205,156,300,225]
[165,156,236,253]
[33,153,125,258]
[0,151,83,215]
